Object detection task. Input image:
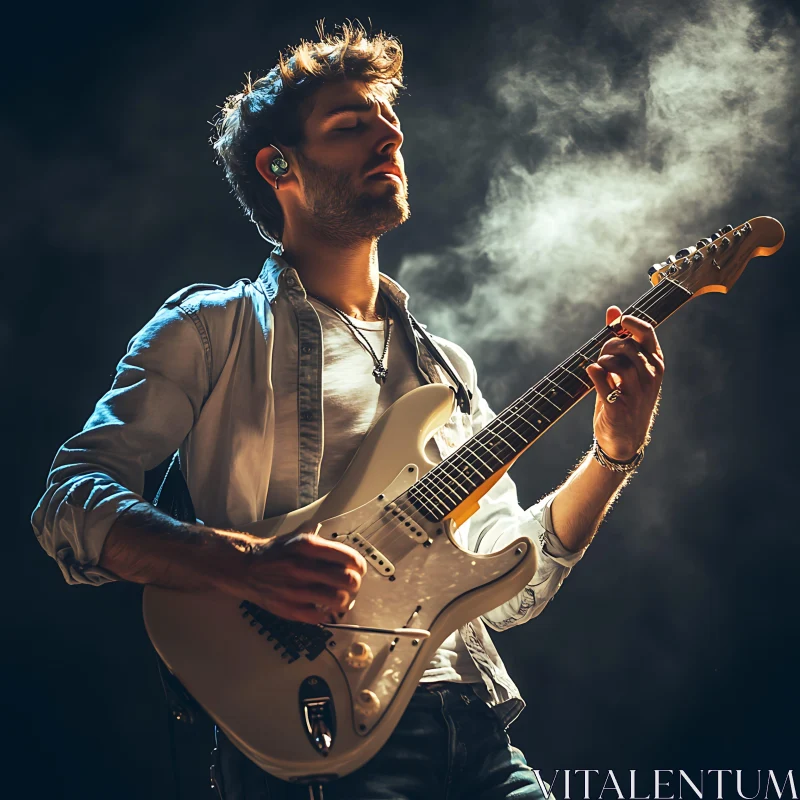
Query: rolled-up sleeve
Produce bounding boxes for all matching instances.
[460,363,587,631]
[31,303,209,586]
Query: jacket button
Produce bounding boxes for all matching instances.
[301,344,312,354]
[300,411,313,421]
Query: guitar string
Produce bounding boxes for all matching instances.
[347,276,686,559]
[338,277,687,562]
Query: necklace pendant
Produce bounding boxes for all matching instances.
[372,364,388,383]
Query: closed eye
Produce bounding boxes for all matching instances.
[335,122,364,132]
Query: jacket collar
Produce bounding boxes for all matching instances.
[257,244,412,313]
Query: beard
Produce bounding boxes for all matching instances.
[295,150,410,245]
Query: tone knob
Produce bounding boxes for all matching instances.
[345,642,374,669]
[357,689,381,716]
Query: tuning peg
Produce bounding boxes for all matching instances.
[696,238,713,248]
[721,224,733,233]
[648,264,661,276]
[675,246,696,258]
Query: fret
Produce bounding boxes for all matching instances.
[530,387,562,413]
[422,471,463,508]
[406,483,446,518]
[517,393,555,426]
[541,374,579,406]
[482,417,528,453]
[446,453,484,487]
[446,447,488,480]
[630,304,656,326]
[469,437,509,468]
[506,408,542,437]
[491,414,530,445]
[514,401,548,430]
[433,458,478,495]
[482,420,517,453]
[458,445,492,473]
[563,363,591,389]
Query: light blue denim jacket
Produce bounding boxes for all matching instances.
[31,247,586,728]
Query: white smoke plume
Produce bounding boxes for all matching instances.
[397,0,797,361]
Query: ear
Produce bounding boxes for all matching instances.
[255,146,290,188]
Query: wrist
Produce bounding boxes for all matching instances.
[592,437,645,474]
[202,528,273,594]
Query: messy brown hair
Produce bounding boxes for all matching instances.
[210,20,405,244]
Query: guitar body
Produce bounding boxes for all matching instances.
[143,383,538,783]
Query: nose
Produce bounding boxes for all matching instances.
[377,115,403,155]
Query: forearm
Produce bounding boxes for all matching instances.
[99,502,253,590]
[550,450,630,552]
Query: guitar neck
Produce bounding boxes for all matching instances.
[407,277,693,522]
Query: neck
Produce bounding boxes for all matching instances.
[280,220,382,321]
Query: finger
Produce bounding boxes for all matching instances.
[585,362,616,397]
[618,315,664,366]
[281,563,363,594]
[605,305,623,328]
[599,339,656,387]
[285,531,368,574]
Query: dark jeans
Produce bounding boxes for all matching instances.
[212,682,549,800]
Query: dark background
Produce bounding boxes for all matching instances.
[4,0,799,797]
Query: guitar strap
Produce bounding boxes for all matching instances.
[406,311,473,416]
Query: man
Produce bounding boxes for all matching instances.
[32,22,664,800]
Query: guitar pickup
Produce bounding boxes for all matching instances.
[342,532,396,577]
[383,502,432,545]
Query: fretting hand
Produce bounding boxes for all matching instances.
[584,305,665,461]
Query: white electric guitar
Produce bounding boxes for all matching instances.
[143,217,784,785]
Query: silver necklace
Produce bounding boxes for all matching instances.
[312,296,392,383]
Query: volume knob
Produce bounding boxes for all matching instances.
[357,689,381,717]
[345,642,374,669]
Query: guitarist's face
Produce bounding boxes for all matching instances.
[278,79,410,243]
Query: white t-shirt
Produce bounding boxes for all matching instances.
[269,296,482,684]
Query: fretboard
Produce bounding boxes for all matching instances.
[405,278,693,522]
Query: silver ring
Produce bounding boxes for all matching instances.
[606,389,622,404]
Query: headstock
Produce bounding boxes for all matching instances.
[648,216,785,296]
